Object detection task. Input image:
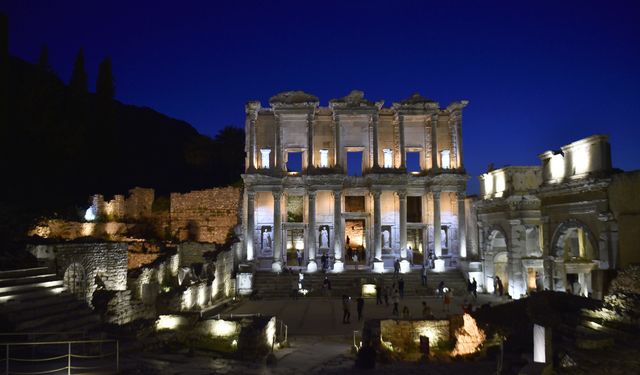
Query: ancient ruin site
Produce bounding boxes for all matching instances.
[1,2,639,375]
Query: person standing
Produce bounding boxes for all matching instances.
[383,285,390,306]
[496,276,504,297]
[407,246,413,265]
[375,282,382,305]
[393,259,400,277]
[296,249,303,267]
[398,277,405,299]
[291,275,299,300]
[392,289,400,316]
[357,297,365,321]
[342,295,351,323]
[321,253,327,272]
[421,263,428,286]
[437,280,445,297]
[323,276,332,297]
[422,301,434,319]
[442,289,451,313]
[472,278,478,299]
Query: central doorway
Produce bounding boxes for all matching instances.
[345,219,366,267]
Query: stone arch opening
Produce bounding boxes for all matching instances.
[493,251,508,295]
[552,220,597,261]
[63,262,86,299]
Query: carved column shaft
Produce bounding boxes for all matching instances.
[399,115,406,169]
[372,114,379,168]
[273,192,282,266]
[373,191,382,260]
[399,192,407,258]
[431,114,439,170]
[433,191,442,257]
[275,115,284,171]
[458,193,467,258]
[307,112,314,169]
[334,116,341,169]
[307,191,316,261]
[246,190,255,261]
[333,190,343,260]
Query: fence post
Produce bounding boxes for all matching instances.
[68,342,71,375]
[116,340,120,373]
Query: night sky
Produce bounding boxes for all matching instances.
[3,0,640,193]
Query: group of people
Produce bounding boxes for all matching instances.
[342,294,366,324]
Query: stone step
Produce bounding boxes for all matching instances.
[0,267,51,279]
[0,285,67,304]
[30,310,101,334]
[0,292,77,314]
[0,273,59,287]
[9,298,86,324]
[16,305,96,331]
[0,279,64,294]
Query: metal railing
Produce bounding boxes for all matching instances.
[0,338,119,375]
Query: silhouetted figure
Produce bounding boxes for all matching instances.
[421,263,428,286]
[496,276,504,296]
[375,283,382,305]
[398,277,405,299]
[393,259,400,277]
[392,289,400,316]
[342,295,351,323]
[357,297,365,321]
[472,278,478,299]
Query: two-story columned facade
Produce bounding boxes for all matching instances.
[241,90,470,273]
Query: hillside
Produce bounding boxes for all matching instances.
[0,56,244,243]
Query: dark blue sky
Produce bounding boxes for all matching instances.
[3,0,640,193]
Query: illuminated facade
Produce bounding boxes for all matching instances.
[476,135,624,299]
[241,90,471,272]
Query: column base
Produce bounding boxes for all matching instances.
[434,259,445,272]
[306,260,318,273]
[271,261,283,273]
[373,261,385,273]
[400,259,411,274]
[332,260,344,273]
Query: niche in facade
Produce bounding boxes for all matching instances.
[318,225,331,249]
[260,226,273,256]
[319,149,329,168]
[407,151,421,172]
[407,196,422,223]
[383,149,393,168]
[287,152,303,172]
[347,151,363,176]
[286,195,303,222]
[260,148,271,168]
[441,149,450,169]
[345,196,365,212]
[441,225,449,254]
[381,225,392,250]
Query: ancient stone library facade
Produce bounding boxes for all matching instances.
[241,90,472,273]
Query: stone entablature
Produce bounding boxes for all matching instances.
[479,166,542,199]
[242,90,470,273]
[539,134,612,185]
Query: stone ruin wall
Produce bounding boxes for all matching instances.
[169,187,242,244]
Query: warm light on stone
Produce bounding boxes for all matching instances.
[451,314,486,356]
[361,284,376,297]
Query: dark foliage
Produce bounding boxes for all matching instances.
[0,55,244,247]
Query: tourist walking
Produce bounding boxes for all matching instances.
[496,276,504,296]
[323,276,332,297]
[357,297,365,321]
[296,249,303,267]
[407,246,413,265]
[437,280,445,297]
[342,295,351,323]
[398,277,405,299]
[442,289,451,313]
[472,278,478,299]
[392,289,400,316]
[321,253,327,272]
[375,282,382,305]
[421,263,428,286]
[393,259,400,277]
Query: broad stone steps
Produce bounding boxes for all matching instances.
[0,266,103,336]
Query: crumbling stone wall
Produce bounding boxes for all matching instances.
[93,290,155,325]
[170,187,241,243]
[29,242,128,305]
[380,319,450,349]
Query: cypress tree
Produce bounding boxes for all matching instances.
[69,48,87,96]
[96,57,114,100]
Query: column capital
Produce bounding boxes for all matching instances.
[372,190,381,199]
[272,191,282,201]
[307,189,317,198]
[457,191,466,200]
[397,191,407,200]
[247,189,256,198]
[332,189,342,198]
[432,191,441,199]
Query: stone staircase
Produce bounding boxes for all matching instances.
[251,268,469,299]
[0,267,102,335]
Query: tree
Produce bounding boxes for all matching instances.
[37,45,50,72]
[69,48,87,96]
[96,57,114,100]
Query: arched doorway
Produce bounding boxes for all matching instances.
[63,263,86,300]
[493,251,508,295]
[487,229,508,294]
[551,220,597,296]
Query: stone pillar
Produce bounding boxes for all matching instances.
[246,190,255,261]
[307,191,318,272]
[334,116,341,169]
[245,103,259,171]
[433,191,442,257]
[373,190,382,261]
[399,192,407,258]
[333,190,344,272]
[307,112,314,170]
[458,192,467,258]
[399,115,406,169]
[272,191,283,272]
[431,113,439,170]
[372,113,379,168]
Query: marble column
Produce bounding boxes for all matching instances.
[334,117,341,169]
[245,103,258,171]
[458,192,467,258]
[431,113,439,170]
[399,192,407,259]
[307,112,314,170]
[275,115,283,171]
[433,191,442,257]
[373,190,382,260]
[272,191,283,272]
[333,190,344,272]
[246,190,255,261]
[372,113,380,169]
[307,191,318,272]
[399,116,406,169]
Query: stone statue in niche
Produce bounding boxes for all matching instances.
[319,226,329,248]
[261,226,273,256]
[382,228,391,249]
[441,226,448,248]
